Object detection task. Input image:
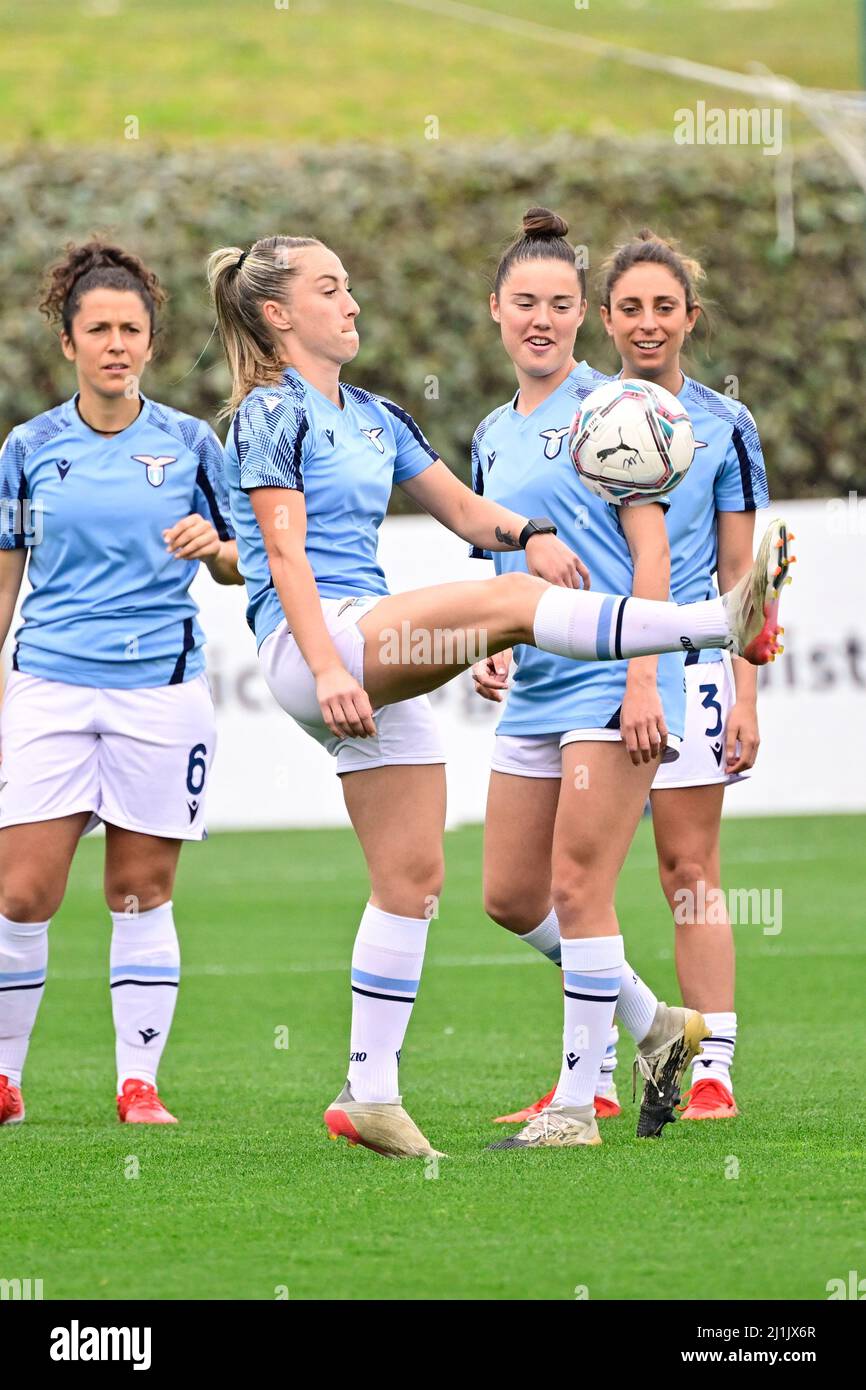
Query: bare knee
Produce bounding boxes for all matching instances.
[551,863,612,934]
[489,571,546,642]
[370,852,445,920]
[658,855,712,911]
[484,880,552,936]
[104,875,175,915]
[0,879,64,923]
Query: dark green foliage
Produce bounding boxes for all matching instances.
[1,141,863,502]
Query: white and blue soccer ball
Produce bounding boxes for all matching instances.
[568,379,697,506]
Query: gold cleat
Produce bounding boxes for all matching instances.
[323,1082,445,1159]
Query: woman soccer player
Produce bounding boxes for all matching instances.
[471,209,720,1149]
[480,225,782,1135]
[208,232,789,1160]
[607,230,775,1120]
[0,241,240,1128]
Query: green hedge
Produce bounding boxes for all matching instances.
[1,140,863,499]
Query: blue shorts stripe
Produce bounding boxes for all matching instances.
[595,595,616,660]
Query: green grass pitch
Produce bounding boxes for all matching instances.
[2,813,864,1301]
[0,0,858,145]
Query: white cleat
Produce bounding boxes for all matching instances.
[488,1103,601,1149]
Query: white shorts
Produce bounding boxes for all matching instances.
[651,654,748,791]
[258,599,446,776]
[0,670,216,840]
[491,729,681,779]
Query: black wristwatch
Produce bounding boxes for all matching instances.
[519,517,558,549]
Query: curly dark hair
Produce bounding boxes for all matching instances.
[39,238,167,339]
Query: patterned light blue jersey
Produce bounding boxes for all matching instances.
[665,375,769,664]
[224,367,438,647]
[0,395,233,689]
[472,363,685,737]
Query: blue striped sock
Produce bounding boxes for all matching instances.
[0,913,49,1088]
[348,905,429,1102]
[518,909,562,966]
[691,1011,737,1093]
[110,901,180,1091]
[553,935,624,1110]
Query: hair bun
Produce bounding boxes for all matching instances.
[522,206,569,240]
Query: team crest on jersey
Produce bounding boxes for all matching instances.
[539,427,570,460]
[360,427,385,454]
[132,454,178,488]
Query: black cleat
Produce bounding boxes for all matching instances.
[633,1007,710,1139]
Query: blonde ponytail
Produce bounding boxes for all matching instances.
[207,235,322,418]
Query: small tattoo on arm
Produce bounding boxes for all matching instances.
[495,526,518,548]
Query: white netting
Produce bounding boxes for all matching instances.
[385,0,866,193]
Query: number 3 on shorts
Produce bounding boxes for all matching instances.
[186,743,208,796]
[698,684,723,738]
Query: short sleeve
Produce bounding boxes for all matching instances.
[192,423,235,541]
[0,430,28,551]
[379,399,438,483]
[715,405,770,512]
[235,393,312,493]
[469,427,492,560]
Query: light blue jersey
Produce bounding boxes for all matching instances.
[0,395,233,689]
[665,375,769,665]
[472,363,685,738]
[225,367,438,648]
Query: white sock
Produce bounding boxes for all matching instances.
[596,1025,619,1096]
[110,901,180,1092]
[0,913,49,1088]
[517,909,562,965]
[552,934,624,1110]
[691,1011,737,1093]
[532,586,729,662]
[348,904,429,1103]
[615,960,659,1045]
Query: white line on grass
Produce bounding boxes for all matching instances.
[47,941,866,982]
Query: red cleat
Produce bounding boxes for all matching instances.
[679,1078,739,1120]
[0,1075,24,1125]
[593,1091,622,1119]
[117,1078,178,1125]
[493,1085,621,1123]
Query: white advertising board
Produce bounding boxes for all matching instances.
[188,498,865,827]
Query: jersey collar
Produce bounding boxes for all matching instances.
[282,366,346,413]
[509,360,591,422]
[65,392,153,442]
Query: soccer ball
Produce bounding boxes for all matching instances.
[568,379,697,505]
